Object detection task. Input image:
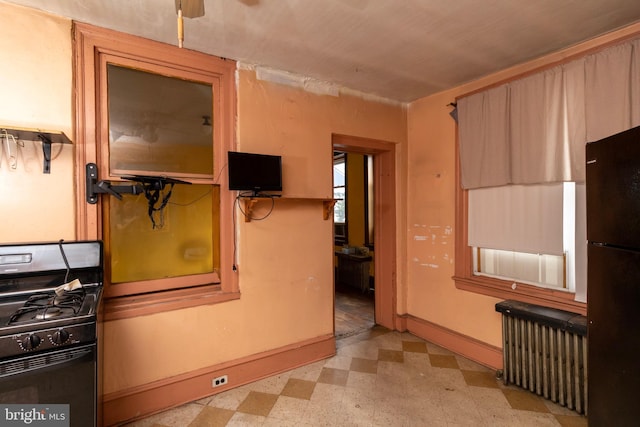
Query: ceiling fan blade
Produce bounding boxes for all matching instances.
[175,0,205,18]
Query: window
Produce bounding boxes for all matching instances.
[107,64,214,177]
[333,152,347,245]
[74,23,238,317]
[452,36,640,315]
[474,249,566,289]
[471,182,584,293]
[104,62,221,296]
[454,181,586,314]
[454,107,588,313]
[365,154,374,248]
[468,182,578,290]
[333,152,375,249]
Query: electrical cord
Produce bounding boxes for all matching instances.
[58,239,70,283]
[236,192,276,221]
[232,193,278,272]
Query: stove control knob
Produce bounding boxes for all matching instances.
[52,329,70,345]
[21,334,41,350]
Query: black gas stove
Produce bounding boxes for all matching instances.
[0,240,103,427]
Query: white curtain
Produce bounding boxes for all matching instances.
[458,36,640,190]
[458,85,510,188]
[585,41,639,142]
[509,66,573,184]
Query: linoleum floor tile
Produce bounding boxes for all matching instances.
[323,354,352,370]
[247,373,290,394]
[266,395,309,421]
[288,359,325,382]
[350,356,378,373]
[123,403,204,427]
[187,406,234,427]
[206,387,250,410]
[225,411,266,426]
[554,413,588,427]
[429,353,459,369]
[455,354,493,372]
[461,369,500,388]
[309,382,346,404]
[402,340,428,353]
[502,387,551,413]
[317,366,349,386]
[235,390,279,417]
[426,342,454,355]
[346,370,377,390]
[378,348,404,363]
[263,417,312,427]
[280,378,316,400]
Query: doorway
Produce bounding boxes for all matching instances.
[333,150,375,338]
[332,134,397,335]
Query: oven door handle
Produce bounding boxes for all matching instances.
[0,344,95,378]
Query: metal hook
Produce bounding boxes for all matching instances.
[1,129,18,170]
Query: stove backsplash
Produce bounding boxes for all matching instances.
[0,241,102,275]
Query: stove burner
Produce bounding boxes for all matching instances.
[8,288,86,325]
[54,294,79,305]
[35,307,62,320]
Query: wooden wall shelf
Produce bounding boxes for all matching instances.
[239,196,338,222]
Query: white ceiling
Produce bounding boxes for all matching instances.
[6,0,640,102]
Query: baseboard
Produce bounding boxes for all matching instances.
[400,314,502,370]
[103,334,336,426]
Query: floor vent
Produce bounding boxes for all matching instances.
[495,300,587,415]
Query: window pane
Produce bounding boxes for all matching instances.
[107,64,214,177]
[333,159,346,223]
[334,187,346,222]
[109,184,219,283]
[475,247,565,289]
[333,161,345,186]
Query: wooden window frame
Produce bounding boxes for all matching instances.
[453,135,586,316]
[73,23,238,320]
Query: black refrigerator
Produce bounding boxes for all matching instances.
[586,125,640,427]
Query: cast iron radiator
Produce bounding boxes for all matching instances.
[495,300,587,415]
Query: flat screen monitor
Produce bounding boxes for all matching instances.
[227,151,282,195]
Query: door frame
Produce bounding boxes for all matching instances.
[332,134,397,330]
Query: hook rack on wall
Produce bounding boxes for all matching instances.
[0,126,72,173]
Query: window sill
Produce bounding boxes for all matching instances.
[453,275,586,316]
[103,285,240,321]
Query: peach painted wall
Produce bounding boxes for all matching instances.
[102,70,407,393]
[407,89,503,346]
[0,2,75,242]
[406,22,640,348]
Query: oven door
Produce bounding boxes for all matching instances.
[0,344,96,427]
